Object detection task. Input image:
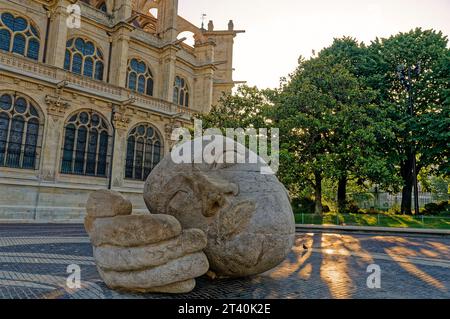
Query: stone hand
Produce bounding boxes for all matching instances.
[85,190,209,294]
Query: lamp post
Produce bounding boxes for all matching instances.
[398,63,421,214]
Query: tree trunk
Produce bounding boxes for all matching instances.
[337,175,347,213]
[314,171,323,215]
[401,182,413,215]
[400,150,414,215]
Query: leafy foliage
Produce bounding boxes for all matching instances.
[197,29,450,216]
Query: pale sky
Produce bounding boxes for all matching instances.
[178,0,450,89]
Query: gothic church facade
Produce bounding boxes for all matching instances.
[0,0,243,221]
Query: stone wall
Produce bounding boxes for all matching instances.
[0,0,243,221]
[0,182,147,222]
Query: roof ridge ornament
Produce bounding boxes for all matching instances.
[228,20,234,31]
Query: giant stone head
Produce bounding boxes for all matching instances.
[144,136,295,277]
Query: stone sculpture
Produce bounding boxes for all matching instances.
[84,190,209,293]
[144,136,296,278]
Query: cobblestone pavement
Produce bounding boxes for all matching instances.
[0,224,449,299]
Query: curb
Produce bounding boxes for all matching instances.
[1,221,449,236]
[0,220,84,224]
[296,224,450,236]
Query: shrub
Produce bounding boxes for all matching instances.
[436,201,449,216]
[292,197,315,214]
[346,201,362,214]
[422,201,450,216]
[424,203,440,215]
[388,204,401,215]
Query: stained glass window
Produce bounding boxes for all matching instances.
[83,57,94,77]
[97,131,108,176]
[6,116,24,168]
[0,12,40,61]
[95,61,104,81]
[98,2,107,13]
[27,38,39,60]
[0,113,9,166]
[125,124,163,181]
[0,93,42,169]
[72,53,83,75]
[23,118,39,169]
[64,37,105,81]
[173,76,189,107]
[61,110,110,177]
[12,34,25,55]
[126,58,154,96]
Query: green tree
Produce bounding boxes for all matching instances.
[196,30,450,217]
[319,38,400,210]
[272,54,390,214]
[198,85,269,131]
[365,28,450,214]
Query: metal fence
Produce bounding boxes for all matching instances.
[296,213,450,230]
[349,192,449,210]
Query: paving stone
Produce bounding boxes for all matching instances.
[0,224,448,299]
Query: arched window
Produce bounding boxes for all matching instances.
[98,2,107,13]
[61,110,111,177]
[0,93,42,169]
[64,38,104,81]
[125,124,163,181]
[173,76,189,107]
[126,58,154,96]
[0,12,40,61]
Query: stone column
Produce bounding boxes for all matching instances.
[164,120,182,152]
[41,95,71,182]
[201,72,214,112]
[105,0,114,15]
[203,26,245,106]
[209,33,235,85]
[159,47,177,103]
[194,42,215,112]
[109,23,133,87]
[110,104,131,188]
[113,0,132,22]
[45,0,73,68]
[157,0,179,42]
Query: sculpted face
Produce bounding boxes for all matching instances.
[144,136,295,277]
